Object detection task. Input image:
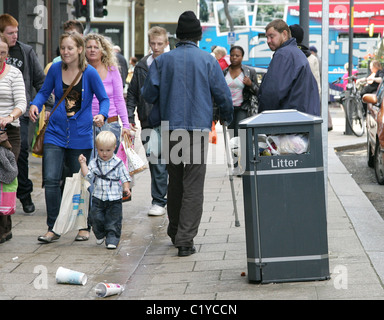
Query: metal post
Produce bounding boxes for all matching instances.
[322,0,330,208]
[299,0,310,47]
[131,0,136,59]
[348,0,354,78]
[345,0,354,135]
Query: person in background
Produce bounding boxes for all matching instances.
[310,45,321,71]
[290,25,333,130]
[126,26,169,217]
[79,131,131,249]
[289,24,321,93]
[0,13,52,215]
[142,11,233,257]
[356,60,384,114]
[0,33,27,244]
[52,20,84,64]
[258,19,320,116]
[213,46,229,70]
[85,33,130,151]
[113,45,129,91]
[29,32,109,244]
[223,45,259,173]
[126,56,138,85]
[342,62,358,91]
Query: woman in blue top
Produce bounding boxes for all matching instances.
[30,33,110,243]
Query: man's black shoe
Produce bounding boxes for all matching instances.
[178,246,196,257]
[20,196,35,214]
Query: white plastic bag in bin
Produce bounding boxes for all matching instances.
[266,134,309,155]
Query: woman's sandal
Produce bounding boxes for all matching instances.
[75,230,89,241]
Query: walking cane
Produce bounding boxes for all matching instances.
[222,124,240,227]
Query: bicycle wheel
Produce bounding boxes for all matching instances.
[345,97,365,137]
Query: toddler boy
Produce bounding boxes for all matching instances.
[79,131,131,249]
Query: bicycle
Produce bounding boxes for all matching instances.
[333,75,365,137]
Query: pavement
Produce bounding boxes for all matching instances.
[1,104,384,302]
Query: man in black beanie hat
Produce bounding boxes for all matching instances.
[289,24,321,93]
[142,11,233,257]
[176,11,202,40]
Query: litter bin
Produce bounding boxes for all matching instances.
[238,109,330,284]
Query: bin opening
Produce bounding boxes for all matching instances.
[258,133,309,156]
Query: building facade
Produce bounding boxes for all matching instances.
[0,0,198,67]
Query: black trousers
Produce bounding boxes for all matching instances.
[16,115,33,201]
[165,130,209,248]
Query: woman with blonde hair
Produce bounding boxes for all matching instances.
[29,32,109,243]
[85,33,130,151]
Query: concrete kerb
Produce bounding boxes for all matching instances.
[327,107,384,287]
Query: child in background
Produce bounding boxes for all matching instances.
[79,131,131,249]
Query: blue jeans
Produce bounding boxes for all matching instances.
[43,144,92,231]
[141,128,168,207]
[89,197,122,246]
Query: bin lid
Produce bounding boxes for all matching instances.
[239,109,323,128]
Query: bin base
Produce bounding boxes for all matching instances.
[247,256,330,284]
[248,276,331,285]
[249,275,331,284]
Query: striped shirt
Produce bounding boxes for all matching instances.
[0,66,27,127]
[85,154,131,201]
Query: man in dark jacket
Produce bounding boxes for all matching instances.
[113,45,129,90]
[0,14,52,214]
[126,26,169,217]
[142,11,233,257]
[258,19,320,116]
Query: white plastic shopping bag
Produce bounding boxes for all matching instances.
[122,134,148,175]
[266,134,309,155]
[53,171,90,235]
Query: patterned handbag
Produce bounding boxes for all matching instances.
[123,134,147,175]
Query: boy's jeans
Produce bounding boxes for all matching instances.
[89,197,122,246]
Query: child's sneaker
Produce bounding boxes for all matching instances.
[107,243,117,250]
[96,238,104,245]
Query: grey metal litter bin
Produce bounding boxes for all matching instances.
[238,109,330,284]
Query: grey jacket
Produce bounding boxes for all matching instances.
[0,146,18,184]
[11,41,53,113]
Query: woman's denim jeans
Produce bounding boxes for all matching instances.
[43,144,92,231]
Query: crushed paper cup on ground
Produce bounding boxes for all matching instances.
[56,267,87,285]
[95,282,124,297]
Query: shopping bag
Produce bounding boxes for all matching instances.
[209,121,217,144]
[266,134,309,155]
[122,135,148,175]
[32,105,46,158]
[0,178,18,216]
[116,142,129,170]
[52,172,90,235]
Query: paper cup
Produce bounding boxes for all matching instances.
[56,267,87,285]
[95,283,124,298]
